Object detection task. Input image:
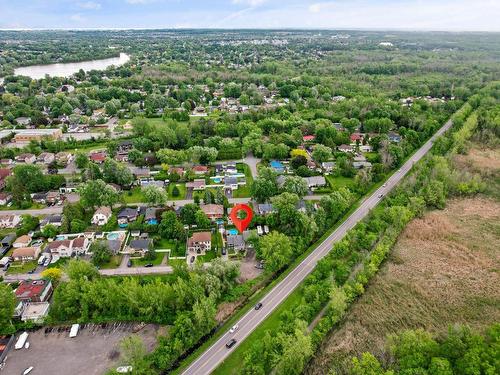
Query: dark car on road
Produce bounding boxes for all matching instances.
[144,263,153,267]
[226,339,237,349]
[127,259,132,267]
[190,256,195,263]
[254,302,263,310]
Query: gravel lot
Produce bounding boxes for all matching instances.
[1,323,158,375]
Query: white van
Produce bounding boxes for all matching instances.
[37,254,46,265]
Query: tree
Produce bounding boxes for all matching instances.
[79,179,120,209]
[195,210,211,229]
[252,167,278,202]
[172,185,180,197]
[159,211,185,240]
[291,155,308,170]
[281,176,309,198]
[142,185,167,206]
[258,231,292,272]
[7,164,47,202]
[312,144,332,164]
[188,146,218,165]
[102,159,134,187]
[352,353,393,375]
[41,224,59,239]
[0,283,15,334]
[156,149,187,165]
[180,204,199,225]
[65,259,99,281]
[90,241,113,266]
[75,152,89,169]
[41,267,63,282]
[421,180,446,209]
[274,320,313,375]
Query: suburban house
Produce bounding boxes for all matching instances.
[55,152,73,166]
[321,161,336,172]
[338,144,354,153]
[256,203,275,216]
[226,234,246,252]
[304,176,327,188]
[21,302,50,323]
[36,152,55,165]
[89,151,107,164]
[71,237,90,255]
[15,153,36,164]
[115,154,128,163]
[117,140,134,153]
[13,234,31,248]
[15,117,31,126]
[0,214,21,228]
[15,279,53,303]
[303,135,316,142]
[40,214,64,228]
[353,161,373,169]
[350,133,364,143]
[31,192,47,204]
[200,204,224,221]
[12,247,40,261]
[0,234,15,256]
[92,207,112,226]
[186,179,206,191]
[187,231,212,254]
[169,167,185,176]
[46,240,73,257]
[118,207,138,227]
[144,208,159,225]
[192,165,209,175]
[0,192,12,205]
[46,191,61,205]
[127,239,152,256]
[0,168,11,190]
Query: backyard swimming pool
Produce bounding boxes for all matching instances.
[107,232,119,240]
[228,228,238,235]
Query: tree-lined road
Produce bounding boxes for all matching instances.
[181,118,453,375]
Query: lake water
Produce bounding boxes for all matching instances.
[13,53,130,80]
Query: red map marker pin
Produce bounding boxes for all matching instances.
[230,204,253,233]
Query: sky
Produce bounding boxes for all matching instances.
[1,0,499,31]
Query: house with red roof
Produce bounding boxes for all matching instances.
[350,133,363,143]
[192,165,209,175]
[15,279,53,303]
[303,135,316,142]
[89,151,107,164]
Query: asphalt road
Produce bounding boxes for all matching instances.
[182,118,453,375]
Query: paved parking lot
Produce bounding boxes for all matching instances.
[1,323,158,375]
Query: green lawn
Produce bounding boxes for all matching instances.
[47,257,69,269]
[154,238,187,257]
[122,187,145,203]
[168,258,187,267]
[6,261,38,274]
[196,250,218,264]
[168,183,187,200]
[99,255,123,269]
[130,252,165,266]
[325,175,355,190]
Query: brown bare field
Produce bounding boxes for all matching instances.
[305,196,500,375]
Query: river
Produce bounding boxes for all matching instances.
[12,53,130,80]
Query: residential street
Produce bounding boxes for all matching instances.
[181,118,454,375]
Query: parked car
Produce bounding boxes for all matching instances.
[226,338,237,349]
[144,263,153,268]
[190,256,195,263]
[127,259,132,267]
[27,268,36,274]
[221,248,227,255]
[116,366,133,373]
[254,302,263,310]
[229,324,239,333]
[378,194,384,198]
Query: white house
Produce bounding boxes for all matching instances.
[0,214,21,228]
[92,207,112,226]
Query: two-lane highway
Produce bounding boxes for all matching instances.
[182,118,453,375]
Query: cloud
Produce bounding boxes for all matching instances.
[78,1,101,10]
[70,13,85,22]
[308,3,322,13]
[232,0,267,7]
[125,0,157,4]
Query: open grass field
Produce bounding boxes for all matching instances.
[6,260,38,274]
[122,187,145,203]
[305,143,500,375]
[167,182,187,200]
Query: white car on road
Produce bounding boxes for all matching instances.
[229,324,239,334]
